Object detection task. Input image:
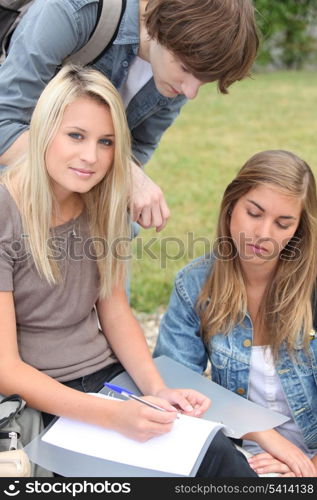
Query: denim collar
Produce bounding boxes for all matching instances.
[114,0,140,52]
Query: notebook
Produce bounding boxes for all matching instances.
[41,393,224,476]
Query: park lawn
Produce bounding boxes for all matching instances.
[130,70,317,312]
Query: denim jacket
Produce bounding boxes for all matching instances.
[154,255,317,450]
[0,0,186,165]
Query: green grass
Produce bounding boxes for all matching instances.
[130,70,317,312]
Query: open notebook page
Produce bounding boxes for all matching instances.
[41,393,224,476]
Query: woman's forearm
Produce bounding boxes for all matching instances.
[97,291,167,396]
[0,357,124,430]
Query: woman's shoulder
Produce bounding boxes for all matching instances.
[176,254,214,279]
[0,184,15,210]
[174,254,214,299]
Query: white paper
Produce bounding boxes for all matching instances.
[42,394,223,475]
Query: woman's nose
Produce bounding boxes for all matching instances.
[80,142,97,164]
[254,220,272,240]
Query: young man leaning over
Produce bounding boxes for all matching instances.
[0,0,259,232]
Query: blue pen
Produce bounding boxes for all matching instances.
[104,382,167,412]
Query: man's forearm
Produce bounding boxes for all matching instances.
[0,131,29,165]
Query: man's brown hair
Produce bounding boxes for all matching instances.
[144,0,259,93]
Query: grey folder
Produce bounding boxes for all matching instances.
[25,355,289,477]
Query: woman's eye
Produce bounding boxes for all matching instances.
[99,138,114,146]
[68,132,83,140]
[247,210,260,218]
[277,221,290,230]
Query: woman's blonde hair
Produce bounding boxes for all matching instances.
[2,65,132,298]
[197,150,317,357]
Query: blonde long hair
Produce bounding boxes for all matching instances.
[1,65,132,298]
[197,150,317,357]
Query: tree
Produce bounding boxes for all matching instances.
[254,0,317,69]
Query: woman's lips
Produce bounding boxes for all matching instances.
[69,167,94,178]
[247,243,268,254]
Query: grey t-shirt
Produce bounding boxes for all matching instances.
[0,185,118,381]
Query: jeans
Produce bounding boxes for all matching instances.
[196,431,258,477]
[43,363,257,478]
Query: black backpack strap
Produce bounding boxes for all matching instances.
[0,1,35,63]
[65,0,125,66]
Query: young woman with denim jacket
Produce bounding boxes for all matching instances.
[155,150,317,477]
[0,0,259,232]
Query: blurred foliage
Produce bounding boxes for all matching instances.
[254,0,317,68]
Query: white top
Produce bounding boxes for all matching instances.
[243,345,317,459]
[119,56,152,108]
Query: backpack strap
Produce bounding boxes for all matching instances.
[65,0,124,66]
[0,394,24,429]
[0,1,35,63]
[0,0,32,8]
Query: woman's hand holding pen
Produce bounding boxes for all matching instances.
[106,388,210,442]
[109,396,178,442]
[154,387,211,418]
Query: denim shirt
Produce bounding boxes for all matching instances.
[0,0,186,165]
[154,255,317,450]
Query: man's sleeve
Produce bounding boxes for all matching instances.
[130,95,187,166]
[0,0,97,156]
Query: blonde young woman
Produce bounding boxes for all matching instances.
[0,65,257,477]
[155,150,317,477]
